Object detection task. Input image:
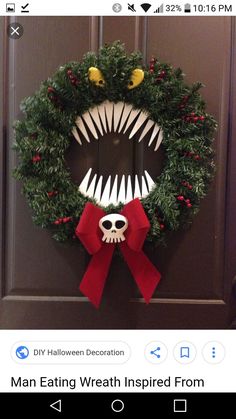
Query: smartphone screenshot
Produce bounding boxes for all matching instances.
[0,0,236,415]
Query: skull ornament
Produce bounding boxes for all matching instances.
[99,214,128,243]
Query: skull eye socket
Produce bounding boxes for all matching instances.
[102,220,112,230]
[115,220,126,229]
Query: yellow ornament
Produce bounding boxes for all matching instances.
[128,69,144,90]
[88,67,105,87]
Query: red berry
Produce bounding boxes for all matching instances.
[187,203,192,208]
[199,115,205,121]
[186,116,190,122]
[32,154,41,163]
[177,195,184,201]
[63,216,72,223]
[149,69,154,73]
[54,220,60,225]
[185,198,190,204]
[194,155,200,160]
[67,69,72,75]
[188,184,193,190]
[161,70,166,76]
[47,191,54,197]
[47,87,55,93]
[160,224,165,230]
[190,112,195,116]
[194,116,199,122]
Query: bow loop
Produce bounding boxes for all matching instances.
[75,202,105,254]
[121,198,150,252]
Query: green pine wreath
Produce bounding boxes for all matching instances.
[14,41,216,245]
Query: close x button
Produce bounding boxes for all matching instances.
[7,23,24,39]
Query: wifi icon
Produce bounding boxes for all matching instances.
[140,3,152,12]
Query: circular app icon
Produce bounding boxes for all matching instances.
[15,346,29,359]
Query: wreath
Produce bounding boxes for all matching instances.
[14,41,216,307]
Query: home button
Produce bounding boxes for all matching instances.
[111,399,124,413]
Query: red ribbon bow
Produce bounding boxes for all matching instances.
[76,198,161,308]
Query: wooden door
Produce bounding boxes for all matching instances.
[0,16,235,328]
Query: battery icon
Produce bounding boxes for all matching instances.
[184,3,191,12]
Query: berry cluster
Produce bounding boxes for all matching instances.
[156,212,165,230]
[177,195,192,208]
[149,57,156,73]
[178,95,189,109]
[181,181,193,190]
[47,86,62,108]
[53,216,72,225]
[47,191,58,198]
[183,151,201,161]
[67,69,80,86]
[182,112,205,123]
[32,154,41,163]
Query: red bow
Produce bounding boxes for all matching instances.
[76,198,161,308]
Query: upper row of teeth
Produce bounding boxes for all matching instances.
[72,101,163,151]
[79,168,155,206]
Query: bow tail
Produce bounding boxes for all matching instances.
[120,242,161,303]
[79,244,115,308]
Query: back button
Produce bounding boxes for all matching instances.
[50,399,62,413]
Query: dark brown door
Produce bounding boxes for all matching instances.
[0,16,236,328]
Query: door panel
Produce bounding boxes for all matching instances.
[0,16,235,328]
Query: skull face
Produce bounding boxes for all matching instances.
[99,214,128,243]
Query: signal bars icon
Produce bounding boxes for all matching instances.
[154,3,164,13]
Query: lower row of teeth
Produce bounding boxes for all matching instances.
[79,168,155,206]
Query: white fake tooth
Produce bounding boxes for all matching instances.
[144,170,155,193]
[129,111,149,139]
[72,127,82,145]
[118,103,133,133]
[82,112,98,139]
[100,176,111,207]
[104,101,114,132]
[79,168,92,196]
[154,129,163,151]
[125,175,133,203]
[113,102,125,132]
[97,103,107,133]
[123,108,141,134]
[94,175,103,203]
[141,176,149,198]
[75,117,90,143]
[109,175,118,206]
[117,175,126,204]
[89,107,104,136]
[138,119,155,142]
[134,175,141,199]
[86,174,97,198]
[148,124,160,147]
